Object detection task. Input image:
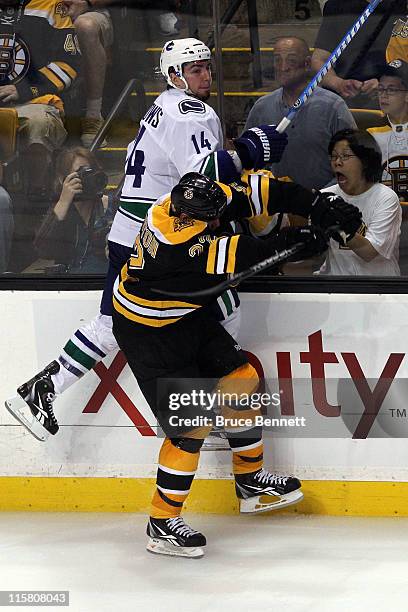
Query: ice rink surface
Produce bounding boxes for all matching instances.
[1,512,408,612]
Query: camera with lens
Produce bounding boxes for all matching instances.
[76,165,108,199]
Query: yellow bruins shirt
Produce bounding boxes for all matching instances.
[0,0,79,105]
[113,175,316,328]
[386,16,408,64]
[368,118,408,203]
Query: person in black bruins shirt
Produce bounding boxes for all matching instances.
[312,0,406,108]
[0,0,80,199]
[112,172,362,559]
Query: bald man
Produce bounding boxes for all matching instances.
[244,37,356,190]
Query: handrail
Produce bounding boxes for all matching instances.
[89,78,146,153]
[205,0,262,90]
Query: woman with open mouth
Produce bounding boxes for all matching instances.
[318,128,401,276]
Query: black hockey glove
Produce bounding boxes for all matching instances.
[234,125,288,170]
[310,192,363,244]
[270,225,329,260]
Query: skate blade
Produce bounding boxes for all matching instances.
[239,489,304,514]
[146,538,204,559]
[4,396,49,442]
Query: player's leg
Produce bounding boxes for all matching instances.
[112,310,212,558]
[216,363,303,513]
[199,320,303,512]
[5,241,131,440]
[147,436,207,558]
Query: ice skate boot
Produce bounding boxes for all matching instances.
[235,468,303,513]
[146,516,206,558]
[5,361,60,441]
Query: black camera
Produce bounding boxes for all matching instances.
[76,165,108,199]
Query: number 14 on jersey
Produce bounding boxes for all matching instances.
[191,131,212,154]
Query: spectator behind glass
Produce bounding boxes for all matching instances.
[63,0,114,148]
[244,36,356,190]
[34,147,110,273]
[319,129,401,276]
[0,0,80,201]
[367,59,408,273]
[367,59,408,200]
[312,0,406,108]
[0,158,13,273]
[386,13,408,64]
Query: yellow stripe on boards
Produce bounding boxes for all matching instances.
[2,478,408,516]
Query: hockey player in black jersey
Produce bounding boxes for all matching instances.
[112,172,362,558]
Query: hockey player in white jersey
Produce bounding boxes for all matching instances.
[5,37,288,443]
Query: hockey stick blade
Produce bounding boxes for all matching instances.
[152,241,305,298]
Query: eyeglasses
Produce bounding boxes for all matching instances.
[329,153,357,162]
[377,87,408,96]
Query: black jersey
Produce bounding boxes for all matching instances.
[0,0,79,103]
[113,174,315,328]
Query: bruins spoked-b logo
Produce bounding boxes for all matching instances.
[382,156,408,203]
[184,188,194,199]
[0,34,30,84]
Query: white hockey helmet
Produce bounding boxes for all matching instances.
[160,38,211,90]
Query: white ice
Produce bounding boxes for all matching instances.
[1,512,408,612]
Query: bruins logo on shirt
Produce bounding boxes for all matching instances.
[0,34,30,84]
[55,1,69,17]
[391,18,408,39]
[382,156,408,202]
[173,216,195,232]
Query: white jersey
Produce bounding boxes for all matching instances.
[109,88,223,247]
[319,183,401,276]
[368,120,408,203]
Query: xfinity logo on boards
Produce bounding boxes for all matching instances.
[276,330,404,439]
[80,331,405,440]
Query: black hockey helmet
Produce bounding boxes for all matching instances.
[171,172,227,221]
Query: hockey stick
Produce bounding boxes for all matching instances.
[152,224,343,299]
[152,241,306,299]
[276,0,384,133]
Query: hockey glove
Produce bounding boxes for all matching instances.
[271,225,329,260]
[234,125,288,170]
[310,192,363,244]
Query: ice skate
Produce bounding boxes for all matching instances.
[235,468,303,513]
[146,516,206,558]
[4,361,60,441]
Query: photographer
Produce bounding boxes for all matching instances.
[34,147,110,273]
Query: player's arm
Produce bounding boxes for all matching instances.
[172,109,287,185]
[15,16,79,102]
[205,227,329,276]
[169,111,240,183]
[219,175,363,243]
